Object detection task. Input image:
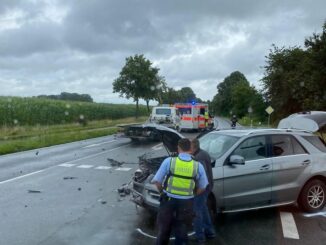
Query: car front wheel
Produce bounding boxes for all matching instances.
[299,179,326,213]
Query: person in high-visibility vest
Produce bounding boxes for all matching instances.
[152,138,208,245]
[204,111,209,128]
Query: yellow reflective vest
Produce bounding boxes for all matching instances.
[204,111,209,119]
[165,157,199,196]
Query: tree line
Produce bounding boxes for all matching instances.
[114,21,326,122]
[37,92,93,103]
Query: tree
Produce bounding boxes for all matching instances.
[179,87,196,102]
[261,21,326,121]
[304,21,326,110]
[143,75,167,111]
[211,71,266,120]
[113,55,165,117]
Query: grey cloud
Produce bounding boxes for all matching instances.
[0,22,63,57]
[0,0,326,103]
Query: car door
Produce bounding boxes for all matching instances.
[270,134,311,203]
[223,135,272,210]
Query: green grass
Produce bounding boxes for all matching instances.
[238,116,269,128]
[0,117,147,155]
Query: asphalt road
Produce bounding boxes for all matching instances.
[0,120,325,245]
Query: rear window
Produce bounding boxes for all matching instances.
[303,136,326,152]
[155,108,171,115]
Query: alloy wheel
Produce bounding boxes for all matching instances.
[307,185,325,209]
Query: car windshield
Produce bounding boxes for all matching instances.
[155,108,171,115]
[199,133,240,160]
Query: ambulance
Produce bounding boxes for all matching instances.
[174,103,212,131]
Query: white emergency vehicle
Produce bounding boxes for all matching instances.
[174,103,212,131]
[149,105,180,129]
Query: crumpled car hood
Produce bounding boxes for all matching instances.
[139,123,184,153]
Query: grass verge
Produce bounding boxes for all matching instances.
[0,117,147,155]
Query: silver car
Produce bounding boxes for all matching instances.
[131,118,326,214]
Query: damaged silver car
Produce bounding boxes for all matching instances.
[131,112,326,215]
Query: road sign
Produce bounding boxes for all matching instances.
[265,106,274,115]
[248,106,253,113]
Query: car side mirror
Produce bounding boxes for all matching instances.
[229,155,245,165]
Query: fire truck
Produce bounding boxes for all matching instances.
[174,103,213,131]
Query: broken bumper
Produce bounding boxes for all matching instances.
[131,181,160,211]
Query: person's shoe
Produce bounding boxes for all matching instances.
[205,231,216,240]
[189,236,206,244]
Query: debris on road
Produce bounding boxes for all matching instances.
[97,199,107,205]
[78,187,82,191]
[63,176,78,180]
[28,190,42,193]
[107,158,125,167]
[35,151,39,156]
[117,182,131,197]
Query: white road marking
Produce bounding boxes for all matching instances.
[82,140,116,149]
[280,212,299,239]
[95,166,112,170]
[77,164,93,169]
[0,170,45,185]
[303,210,326,218]
[115,167,132,171]
[58,163,76,168]
[0,144,130,185]
[136,228,195,240]
[56,144,131,166]
[151,143,163,151]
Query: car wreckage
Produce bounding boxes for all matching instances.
[131,111,326,215]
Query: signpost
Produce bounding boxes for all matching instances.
[248,106,253,127]
[265,106,274,127]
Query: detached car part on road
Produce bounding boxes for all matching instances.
[131,113,326,214]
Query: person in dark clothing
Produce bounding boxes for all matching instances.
[191,138,216,243]
[231,115,237,128]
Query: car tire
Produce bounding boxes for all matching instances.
[299,179,326,213]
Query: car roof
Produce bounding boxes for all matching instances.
[212,128,314,137]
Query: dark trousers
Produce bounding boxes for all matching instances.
[156,194,193,245]
[193,190,215,240]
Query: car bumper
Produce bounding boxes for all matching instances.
[131,181,160,211]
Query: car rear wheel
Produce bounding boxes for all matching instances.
[299,179,326,213]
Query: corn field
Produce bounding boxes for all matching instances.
[0,96,148,126]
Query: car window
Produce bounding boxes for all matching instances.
[155,108,171,115]
[271,135,306,157]
[291,136,308,154]
[232,136,267,161]
[199,133,239,160]
[303,136,326,153]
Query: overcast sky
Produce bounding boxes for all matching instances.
[0,0,325,104]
